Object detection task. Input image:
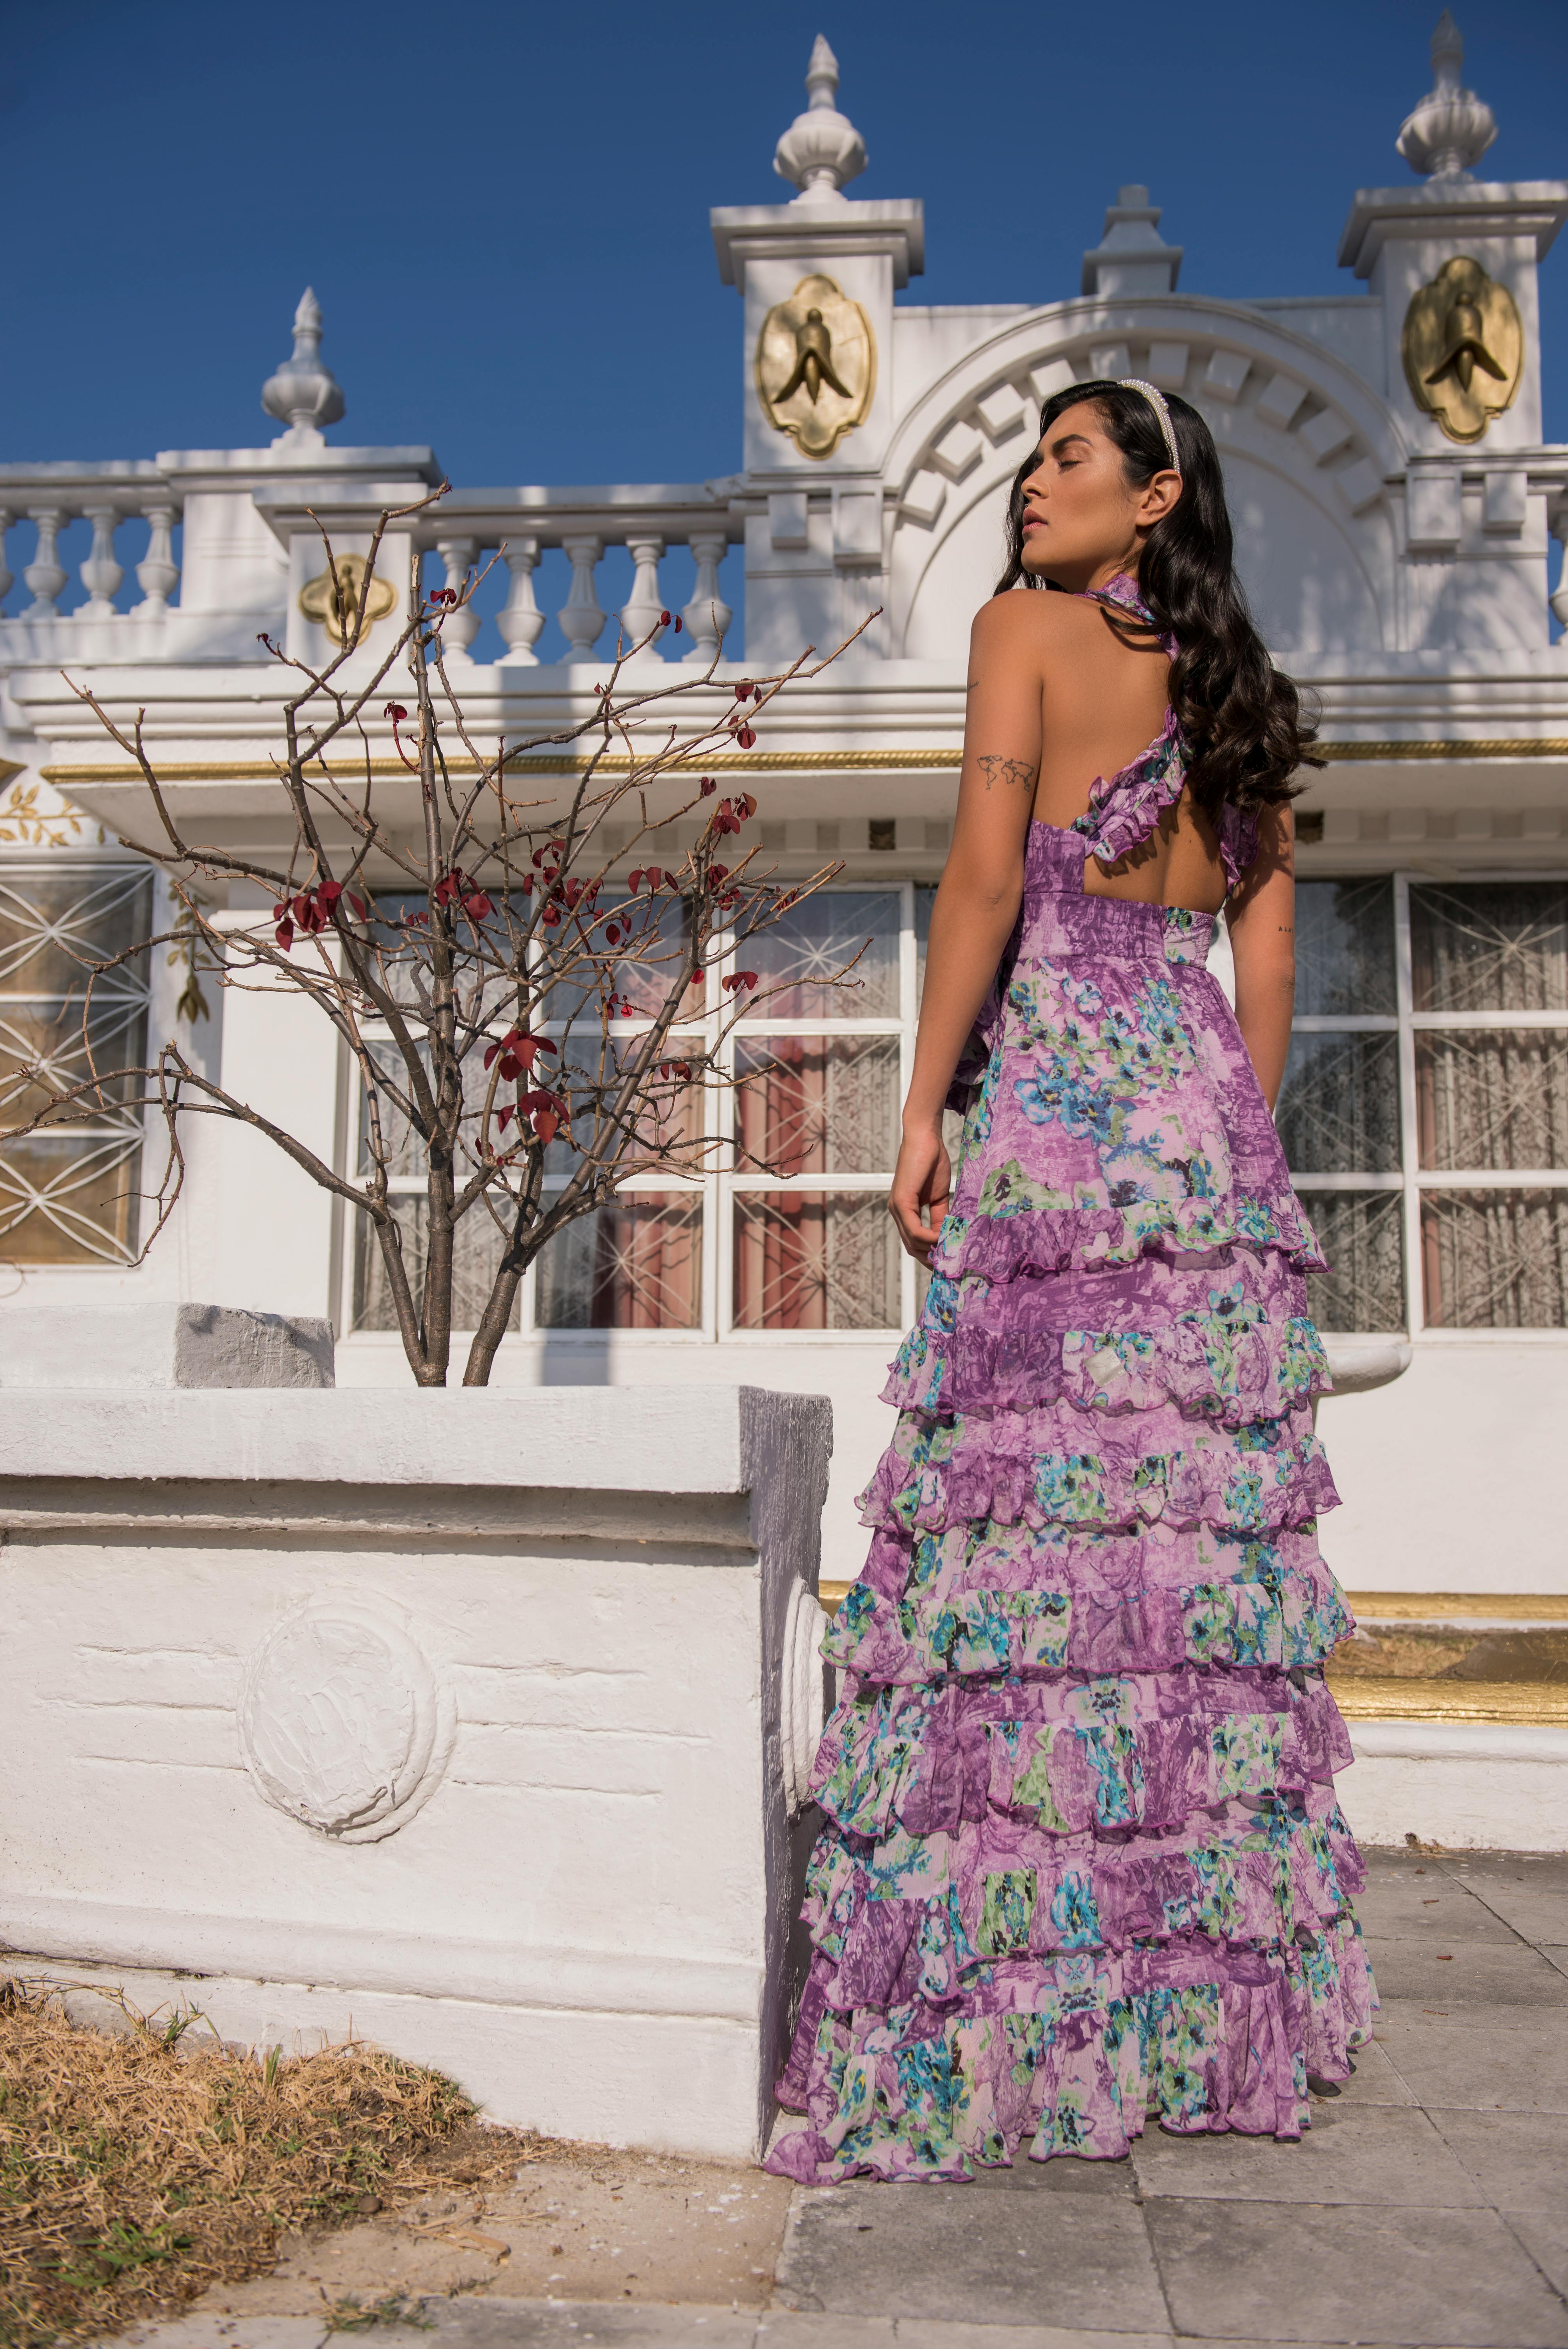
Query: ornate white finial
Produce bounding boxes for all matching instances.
[773,35,867,203]
[1397,12,1497,181]
[262,288,347,444]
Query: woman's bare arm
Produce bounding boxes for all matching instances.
[1226,804,1296,1111]
[889,596,1044,1260]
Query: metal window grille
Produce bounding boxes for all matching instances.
[0,864,153,1265]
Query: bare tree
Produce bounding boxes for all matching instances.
[13,491,868,1385]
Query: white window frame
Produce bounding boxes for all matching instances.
[1288,867,1568,1340]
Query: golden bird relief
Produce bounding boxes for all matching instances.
[755,273,875,460]
[298,552,398,647]
[1402,255,1522,444]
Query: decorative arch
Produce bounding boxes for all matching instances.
[884,296,1409,658]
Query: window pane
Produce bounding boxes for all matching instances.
[0,865,152,1265]
[534,1192,702,1329]
[1416,1030,1568,1169]
[1277,1031,1401,1173]
[542,895,697,1027]
[1294,879,1396,1016]
[1411,882,1568,1013]
[740,891,900,1018]
[1295,1190,1406,1332]
[0,868,152,994]
[735,1036,900,1175]
[733,1189,900,1330]
[1421,1189,1568,1328]
[352,1197,523,1335]
[0,1132,143,1264]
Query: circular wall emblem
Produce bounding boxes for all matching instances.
[239,1599,455,1842]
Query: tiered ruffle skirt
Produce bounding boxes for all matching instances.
[766,1182,1376,2183]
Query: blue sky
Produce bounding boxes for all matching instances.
[2,0,1564,489]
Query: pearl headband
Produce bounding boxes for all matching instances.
[1118,377,1181,474]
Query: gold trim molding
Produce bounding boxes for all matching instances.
[40,740,1568,791]
[1347,1591,1568,1622]
[1332,1677,1568,1725]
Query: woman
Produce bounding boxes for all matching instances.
[767,379,1373,2183]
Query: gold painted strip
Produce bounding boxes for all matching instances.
[1347,1592,1568,1622]
[1318,740,1568,761]
[39,749,966,787]
[40,739,1568,791]
[1331,1677,1568,1725]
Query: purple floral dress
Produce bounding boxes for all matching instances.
[766,576,1374,2183]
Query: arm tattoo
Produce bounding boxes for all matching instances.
[976,754,1037,793]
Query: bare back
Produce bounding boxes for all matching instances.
[1028,596,1228,916]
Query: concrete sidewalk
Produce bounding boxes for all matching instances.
[109,1849,1568,2349]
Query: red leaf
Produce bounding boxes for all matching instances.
[384,702,408,723]
[533,1109,558,1145]
[349,894,368,921]
[274,919,295,950]
[291,893,310,922]
[497,1103,514,1132]
[483,1041,501,1070]
[659,609,672,626]
[723,969,759,994]
[710,864,729,885]
[318,879,343,904]
[463,891,493,920]
[736,726,756,750]
[674,615,682,631]
[605,924,621,945]
[734,681,753,702]
[700,777,716,797]
[499,1053,521,1081]
[647,866,664,889]
[740,794,757,819]
[628,867,645,892]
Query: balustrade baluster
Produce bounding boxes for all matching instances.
[559,535,606,661]
[682,533,732,664]
[0,511,11,611]
[134,501,179,614]
[497,540,545,664]
[436,538,482,657]
[79,503,124,617]
[23,508,68,617]
[620,535,668,657]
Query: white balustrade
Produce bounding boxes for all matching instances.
[683,531,733,663]
[620,534,668,657]
[135,502,179,614]
[559,533,606,659]
[23,509,67,617]
[80,503,124,618]
[436,538,482,658]
[496,540,545,664]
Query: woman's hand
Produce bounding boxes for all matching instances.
[889,1120,952,1263]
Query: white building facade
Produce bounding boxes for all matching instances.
[2,20,1566,1601]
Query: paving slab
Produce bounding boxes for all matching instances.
[969,2147,1136,2194]
[1352,1870,1523,1945]
[1428,2108,1568,2209]
[1143,2196,1568,2347]
[776,2183,1168,2333]
[1371,2010,1568,2111]
[1445,1857,1568,1945]
[1542,1943,1568,1980]
[1366,1938,1568,2007]
[412,2304,757,2347]
[1305,2041,1417,2109]
[1507,2212,1568,2300]
[108,2325,331,2349]
[1129,2104,1484,2207]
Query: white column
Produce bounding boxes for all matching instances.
[559,534,605,659]
[496,539,545,664]
[435,538,482,657]
[619,535,668,657]
[682,533,732,664]
[134,501,179,614]
[23,509,68,616]
[79,503,124,617]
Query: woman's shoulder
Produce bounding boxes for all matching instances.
[969,586,1102,662]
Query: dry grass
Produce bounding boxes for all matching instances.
[0,1978,527,2349]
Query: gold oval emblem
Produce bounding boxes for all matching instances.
[1402,255,1523,445]
[755,272,875,460]
[298,552,398,646]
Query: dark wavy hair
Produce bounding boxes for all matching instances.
[995,380,1320,820]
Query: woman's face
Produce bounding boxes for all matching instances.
[1016,401,1176,592]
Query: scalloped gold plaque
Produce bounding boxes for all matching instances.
[755,273,875,460]
[1402,255,1523,445]
[298,552,397,647]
